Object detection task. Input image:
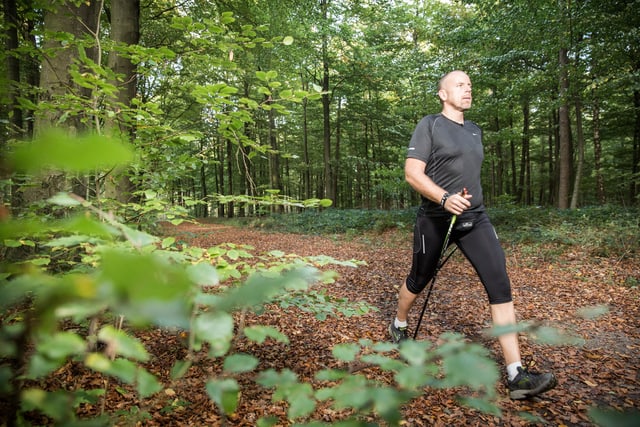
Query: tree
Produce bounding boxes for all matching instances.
[104,0,140,203]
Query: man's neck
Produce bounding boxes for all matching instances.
[441,109,465,125]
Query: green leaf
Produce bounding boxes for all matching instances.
[44,235,98,247]
[120,225,158,248]
[577,305,609,319]
[38,332,86,360]
[193,311,234,357]
[223,353,259,374]
[97,325,150,361]
[282,36,294,45]
[26,353,65,379]
[137,367,162,398]
[286,383,316,419]
[186,262,219,286]
[21,388,75,421]
[530,325,585,346]
[97,250,193,328]
[399,340,433,365]
[243,325,289,344]
[395,365,432,389]
[59,215,116,239]
[48,192,82,206]
[170,359,192,380]
[331,343,360,362]
[11,131,133,172]
[161,237,176,248]
[256,368,298,388]
[205,378,239,415]
[440,348,499,391]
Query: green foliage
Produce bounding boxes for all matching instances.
[277,290,378,320]
[257,335,500,425]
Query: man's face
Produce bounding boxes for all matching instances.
[439,72,472,111]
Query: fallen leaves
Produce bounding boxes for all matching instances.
[17,220,640,426]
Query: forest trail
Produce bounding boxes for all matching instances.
[91,221,640,425]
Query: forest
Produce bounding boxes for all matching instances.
[1,0,639,426]
[2,0,639,213]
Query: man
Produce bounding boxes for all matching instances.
[389,70,556,400]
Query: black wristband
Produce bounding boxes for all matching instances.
[440,192,450,207]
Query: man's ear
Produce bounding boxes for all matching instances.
[437,89,447,101]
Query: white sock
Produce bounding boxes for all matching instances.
[507,361,523,381]
[394,318,408,328]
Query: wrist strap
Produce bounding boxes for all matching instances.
[440,192,450,207]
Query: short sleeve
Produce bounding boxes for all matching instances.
[406,115,433,163]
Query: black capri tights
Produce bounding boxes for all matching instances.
[405,211,512,304]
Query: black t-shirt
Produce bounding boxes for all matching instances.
[407,113,485,215]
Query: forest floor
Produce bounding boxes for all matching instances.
[53,221,640,425]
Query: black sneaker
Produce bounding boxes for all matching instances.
[508,366,557,399]
[388,322,409,343]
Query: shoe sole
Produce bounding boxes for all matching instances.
[509,373,557,400]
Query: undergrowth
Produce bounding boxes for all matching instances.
[229,205,639,260]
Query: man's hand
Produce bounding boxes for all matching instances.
[444,188,472,215]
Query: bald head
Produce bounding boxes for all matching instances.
[436,70,472,114]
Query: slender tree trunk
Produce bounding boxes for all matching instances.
[592,94,605,204]
[24,11,39,138]
[557,47,572,209]
[517,100,530,204]
[302,94,311,199]
[509,114,516,196]
[226,138,234,218]
[216,136,225,217]
[2,0,22,138]
[492,114,502,199]
[334,97,342,207]
[266,96,281,190]
[548,112,557,206]
[570,96,585,208]
[633,88,640,203]
[320,0,334,203]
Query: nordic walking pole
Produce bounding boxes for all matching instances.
[413,214,457,340]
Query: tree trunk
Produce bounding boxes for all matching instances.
[302,93,311,199]
[20,1,100,207]
[570,96,585,208]
[632,88,640,203]
[226,138,234,218]
[334,97,342,207]
[321,0,334,203]
[517,100,530,204]
[36,1,100,134]
[2,0,22,138]
[557,47,572,209]
[592,94,605,204]
[104,0,140,204]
